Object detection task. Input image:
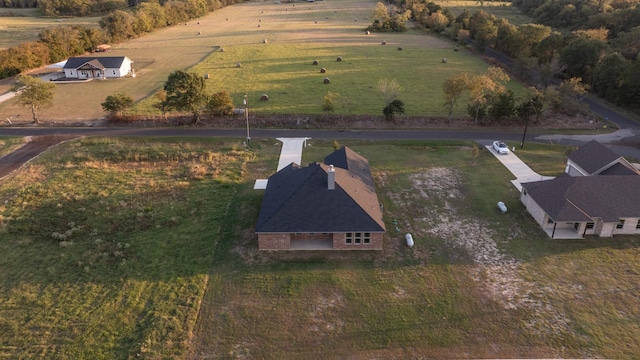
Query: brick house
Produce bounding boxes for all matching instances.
[520,141,640,238]
[256,146,386,250]
[63,56,134,79]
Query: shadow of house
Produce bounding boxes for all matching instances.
[256,146,385,250]
[521,140,640,238]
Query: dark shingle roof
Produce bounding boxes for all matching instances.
[599,162,640,176]
[324,146,374,188]
[567,140,622,175]
[63,56,130,70]
[522,175,640,222]
[256,147,385,233]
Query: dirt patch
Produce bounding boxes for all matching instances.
[0,135,78,179]
[397,168,573,341]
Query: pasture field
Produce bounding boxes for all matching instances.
[0,0,525,122]
[0,138,638,358]
[0,9,101,50]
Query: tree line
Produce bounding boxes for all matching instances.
[371,0,640,112]
[0,0,244,79]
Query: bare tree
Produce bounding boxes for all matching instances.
[378,78,401,106]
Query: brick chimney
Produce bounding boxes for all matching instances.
[327,165,335,190]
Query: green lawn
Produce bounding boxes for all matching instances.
[1,138,638,359]
[0,137,276,358]
[133,41,524,117]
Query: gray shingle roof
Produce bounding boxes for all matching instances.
[522,175,640,222]
[256,147,385,233]
[567,140,622,174]
[63,56,130,70]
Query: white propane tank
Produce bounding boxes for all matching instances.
[497,201,507,213]
[405,233,414,248]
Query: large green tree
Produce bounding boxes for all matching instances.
[11,75,56,124]
[101,93,134,117]
[162,70,208,123]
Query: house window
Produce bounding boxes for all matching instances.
[364,232,371,244]
[308,232,316,235]
[616,219,625,229]
[113,70,116,75]
[354,233,362,244]
[345,232,352,244]
[636,220,640,229]
[586,222,594,229]
[523,189,527,196]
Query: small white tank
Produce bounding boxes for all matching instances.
[497,201,507,213]
[405,233,414,248]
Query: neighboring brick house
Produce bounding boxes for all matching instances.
[520,141,640,238]
[63,56,134,79]
[256,146,386,250]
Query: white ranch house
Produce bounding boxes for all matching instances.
[62,56,134,79]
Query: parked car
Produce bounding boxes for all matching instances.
[492,141,510,155]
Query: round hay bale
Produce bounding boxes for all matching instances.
[312,60,319,65]
[204,73,209,79]
[320,68,326,73]
[220,47,224,52]
[258,24,261,27]
[354,19,358,22]
[397,47,402,51]
[315,21,317,24]
[263,39,268,44]
[236,62,242,68]
[197,31,201,35]
[454,47,459,52]
[323,77,330,84]
[366,30,370,35]
[442,58,448,63]
[336,56,342,62]
[226,17,228,21]
[259,19,262,22]
[261,94,269,101]
[381,40,386,45]
[197,21,200,24]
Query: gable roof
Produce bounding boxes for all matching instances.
[567,140,622,175]
[323,146,374,188]
[522,175,640,222]
[256,147,385,233]
[63,56,131,70]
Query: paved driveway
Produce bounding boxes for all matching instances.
[485,145,554,191]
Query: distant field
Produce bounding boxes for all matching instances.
[0,0,525,122]
[0,9,101,50]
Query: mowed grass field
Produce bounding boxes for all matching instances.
[2,136,637,358]
[0,0,525,122]
[0,9,101,50]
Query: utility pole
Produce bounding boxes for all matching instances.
[520,99,532,148]
[244,93,250,145]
